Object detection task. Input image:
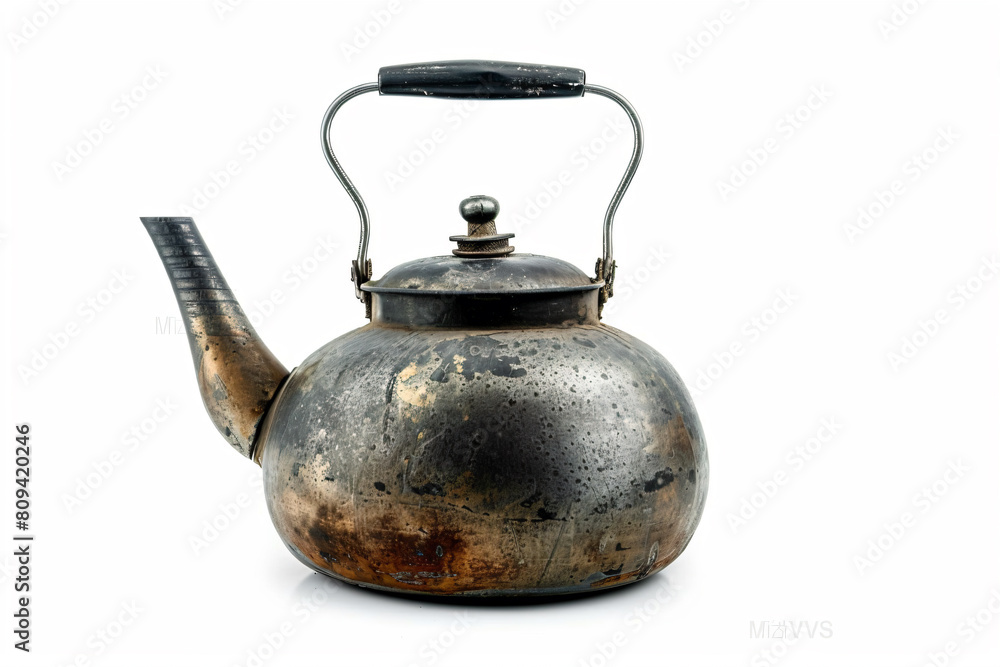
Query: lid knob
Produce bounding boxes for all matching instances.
[459,195,500,224]
[450,195,515,258]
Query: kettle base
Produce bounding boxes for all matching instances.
[288,543,673,599]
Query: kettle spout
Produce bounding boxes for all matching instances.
[140,217,289,461]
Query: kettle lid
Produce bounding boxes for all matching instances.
[362,195,601,297]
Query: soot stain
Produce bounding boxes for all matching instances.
[429,337,527,381]
[412,482,446,496]
[643,469,675,492]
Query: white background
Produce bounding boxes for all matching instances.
[2,1,999,665]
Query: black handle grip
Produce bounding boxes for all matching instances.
[378,60,586,99]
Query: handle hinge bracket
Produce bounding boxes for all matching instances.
[351,258,373,319]
[594,257,616,317]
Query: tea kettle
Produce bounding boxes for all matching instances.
[141,60,707,597]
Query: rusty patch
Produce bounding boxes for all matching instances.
[589,567,645,588]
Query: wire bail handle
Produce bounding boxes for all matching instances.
[320,60,644,313]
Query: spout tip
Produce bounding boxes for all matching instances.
[140,216,194,224]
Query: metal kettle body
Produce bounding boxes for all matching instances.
[142,61,707,597]
[258,269,707,596]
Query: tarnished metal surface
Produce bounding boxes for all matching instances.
[258,323,708,596]
[373,291,599,329]
[365,255,599,294]
[141,217,289,458]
